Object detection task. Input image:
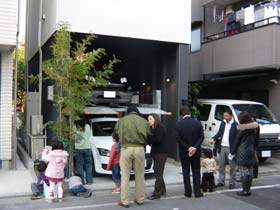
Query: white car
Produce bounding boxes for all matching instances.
[90,117,153,175]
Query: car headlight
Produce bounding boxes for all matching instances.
[277,135,280,142]
[98,148,110,157]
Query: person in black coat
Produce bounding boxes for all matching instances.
[147,113,168,200]
[232,111,259,196]
[176,107,204,198]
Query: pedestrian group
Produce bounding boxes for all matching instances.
[30,105,260,207]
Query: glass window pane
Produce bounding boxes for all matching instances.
[215,105,230,121]
[197,104,211,121]
[191,28,201,52]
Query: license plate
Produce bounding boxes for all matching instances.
[261,151,271,157]
[104,91,116,98]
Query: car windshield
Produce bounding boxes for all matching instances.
[233,104,278,124]
[92,121,117,136]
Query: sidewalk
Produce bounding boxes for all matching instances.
[1,157,280,198]
[84,159,182,192]
[0,155,34,198]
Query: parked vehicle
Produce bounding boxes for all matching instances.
[89,83,133,105]
[197,99,280,162]
[89,117,153,175]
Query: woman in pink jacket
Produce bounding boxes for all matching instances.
[42,141,69,203]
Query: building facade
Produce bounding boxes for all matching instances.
[190,0,280,119]
[25,0,191,159]
[0,0,18,169]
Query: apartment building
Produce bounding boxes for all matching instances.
[0,0,18,169]
[190,0,280,119]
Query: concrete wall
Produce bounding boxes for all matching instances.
[0,52,13,166]
[25,0,57,61]
[201,24,280,75]
[190,52,203,81]
[0,0,17,48]
[192,0,203,23]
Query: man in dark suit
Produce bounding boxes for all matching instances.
[176,107,204,198]
[210,108,238,189]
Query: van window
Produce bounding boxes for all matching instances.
[197,104,211,121]
[233,104,278,124]
[215,105,231,121]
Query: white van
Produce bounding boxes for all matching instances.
[197,99,280,161]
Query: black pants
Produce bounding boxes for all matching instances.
[181,155,202,197]
[153,153,167,197]
[201,172,215,192]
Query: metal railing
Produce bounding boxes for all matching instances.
[203,16,280,43]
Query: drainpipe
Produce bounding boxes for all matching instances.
[12,0,21,169]
[38,0,43,115]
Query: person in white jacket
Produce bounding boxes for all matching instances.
[201,149,216,192]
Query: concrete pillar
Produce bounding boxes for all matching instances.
[176,44,189,116]
[269,81,280,120]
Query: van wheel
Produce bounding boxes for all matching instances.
[258,157,268,162]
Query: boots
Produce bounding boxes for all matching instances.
[247,176,253,196]
[237,176,252,196]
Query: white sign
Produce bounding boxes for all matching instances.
[57,0,191,44]
[104,91,116,98]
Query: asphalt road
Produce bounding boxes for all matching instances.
[0,175,279,210]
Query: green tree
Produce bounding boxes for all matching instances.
[43,23,120,175]
[13,42,25,111]
[188,82,202,118]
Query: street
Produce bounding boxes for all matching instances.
[0,174,279,210]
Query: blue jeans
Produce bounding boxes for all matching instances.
[31,183,43,196]
[75,149,93,184]
[70,185,88,195]
[112,164,121,182]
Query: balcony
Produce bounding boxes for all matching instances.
[200,16,280,75]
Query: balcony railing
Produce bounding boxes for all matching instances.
[203,16,280,43]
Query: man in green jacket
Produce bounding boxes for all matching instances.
[113,105,151,208]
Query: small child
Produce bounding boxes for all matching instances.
[201,149,216,192]
[31,161,50,200]
[106,136,121,193]
[68,173,92,198]
[42,141,69,203]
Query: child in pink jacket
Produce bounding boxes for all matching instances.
[42,141,68,202]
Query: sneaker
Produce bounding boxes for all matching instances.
[58,198,63,203]
[229,184,235,189]
[83,191,92,198]
[112,188,121,194]
[31,195,41,200]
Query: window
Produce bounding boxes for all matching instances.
[191,27,201,52]
[215,105,231,121]
[92,121,117,136]
[197,104,211,121]
[233,104,278,124]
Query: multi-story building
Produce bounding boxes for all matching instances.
[0,0,18,169]
[25,0,191,159]
[190,0,280,119]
